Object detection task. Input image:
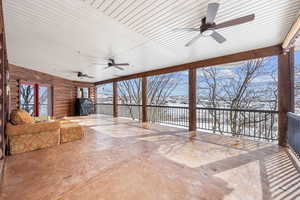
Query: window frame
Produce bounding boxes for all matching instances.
[19,81,53,117]
[77,87,90,98]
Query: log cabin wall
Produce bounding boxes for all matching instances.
[0,0,8,175]
[9,64,95,119]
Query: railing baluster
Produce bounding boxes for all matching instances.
[259,112,262,139]
[265,112,267,139]
[248,111,250,137]
[271,113,274,140]
[254,112,256,138]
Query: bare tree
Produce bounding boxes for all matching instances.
[118,78,141,119]
[118,72,183,119]
[20,85,35,115]
[198,57,278,136]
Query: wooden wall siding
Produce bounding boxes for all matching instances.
[0,0,8,173]
[9,64,95,119]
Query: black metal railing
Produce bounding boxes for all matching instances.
[95,103,278,140]
[118,104,141,120]
[95,103,113,115]
[288,112,300,159]
[95,103,142,120]
[197,107,278,140]
[147,105,189,127]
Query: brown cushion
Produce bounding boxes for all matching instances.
[6,121,60,136]
[10,109,34,125]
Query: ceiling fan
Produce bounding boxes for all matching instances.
[173,2,255,47]
[93,58,129,71]
[76,72,94,79]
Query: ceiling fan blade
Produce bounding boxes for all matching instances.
[86,75,95,79]
[211,31,226,43]
[214,14,255,29]
[185,33,202,47]
[114,63,129,66]
[206,3,219,24]
[104,66,111,70]
[172,28,199,32]
[114,66,125,71]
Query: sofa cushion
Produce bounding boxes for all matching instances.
[10,109,34,125]
[60,123,84,143]
[6,121,61,136]
[9,129,60,154]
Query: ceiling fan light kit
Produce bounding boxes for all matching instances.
[173,2,255,47]
[77,71,94,79]
[202,29,214,37]
[90,58,130,71]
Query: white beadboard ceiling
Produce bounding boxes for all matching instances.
[3,0,300,82]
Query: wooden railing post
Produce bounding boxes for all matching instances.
[113,81,118,118]
[189,68,197,131]
[142,77,147,122]
[278,48,294,146]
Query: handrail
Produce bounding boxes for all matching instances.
[118,104,142,106]
[96,103,278,113]
[197,107,278,113]
[146,105,188,109]
[96,103,141,106]
[148,105,278,113]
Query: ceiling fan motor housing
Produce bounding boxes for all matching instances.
[200,17,215,36]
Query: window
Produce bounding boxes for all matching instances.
[38,85,52,116]
[20,83,35,115]
[77,87,89,98]
[19,82,52,117]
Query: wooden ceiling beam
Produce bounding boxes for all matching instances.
[282,14,300,52]
[95,44,282,85]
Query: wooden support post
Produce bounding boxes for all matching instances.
[278,48,294,146]
[142,77,147,122]
[189,68,197,131]
[113,81,118,118]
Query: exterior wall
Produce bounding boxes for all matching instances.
[0,0,9,173]
[9,64,95,119]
